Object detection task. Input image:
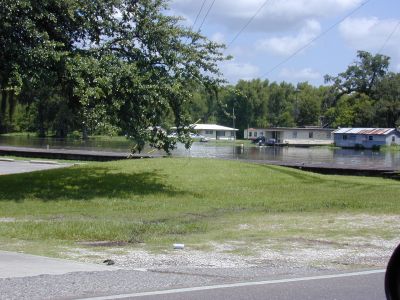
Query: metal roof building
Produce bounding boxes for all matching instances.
[333,128,396,135]
[333,128,400,149]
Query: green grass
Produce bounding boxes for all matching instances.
[0,158,399,252]
[381,144,400,152]
[0,132,37,137]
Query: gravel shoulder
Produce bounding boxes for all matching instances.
[60,213,398,272]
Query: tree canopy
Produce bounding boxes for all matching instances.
[323,51,400,128]
[0,0,226,152]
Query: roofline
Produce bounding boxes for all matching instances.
[246,127,334,131]
[332,128,397,135]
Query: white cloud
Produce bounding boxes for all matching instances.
[339,17,400,69]
[210,32,225,43]
[220,61,260,83]
[256,20,321,56]
[172,0,363,32]
[339,17,400,51]
[279,67,321,81]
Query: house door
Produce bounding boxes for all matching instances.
[272,131,281,142]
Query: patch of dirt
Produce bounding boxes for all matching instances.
[62,214,400,272]
[0,218,16,223]
[76,241,129,247]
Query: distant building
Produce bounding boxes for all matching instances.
[333,128,400,149]
[244,127,334,145]
[192,124,238,140]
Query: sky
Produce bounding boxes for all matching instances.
[170,0,400,86]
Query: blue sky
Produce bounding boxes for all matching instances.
[170,0,400,86]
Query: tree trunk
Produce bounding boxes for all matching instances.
[0,90,8,133]
[38,102,46,137]
[82,124,88,140]
[1,90,7,115]
[8,92,15,124]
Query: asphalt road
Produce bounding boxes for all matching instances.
[77,270,385,300]
[0,251,386,300]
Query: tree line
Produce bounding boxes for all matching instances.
[192,51,400,138]
[1,1,399,144]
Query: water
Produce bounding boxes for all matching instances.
[0,136,132,153]
[0,136,399,169]
[176,143,400,168]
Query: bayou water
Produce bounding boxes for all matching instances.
[0,135,399,169]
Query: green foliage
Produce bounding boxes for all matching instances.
[295,82,322,126]
[216,80,324,135]
[373,72,400,127]
[0,0,227,151]
[323,50,400,128]
[325,50,390,99]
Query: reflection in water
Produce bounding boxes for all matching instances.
[174,143,400,168]
[0,136,399,168]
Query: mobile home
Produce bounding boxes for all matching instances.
[333,128,400,149]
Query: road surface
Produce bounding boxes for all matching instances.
[0,251,386,300]
[0,159,71,175]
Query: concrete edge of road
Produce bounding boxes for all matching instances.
[76,269,386,300]
[0,158,15,162]
[29,160,60,165]
[0,250,121,279]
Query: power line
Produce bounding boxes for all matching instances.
[227,0,271,49]
[260,0,373,78]
[191,0,208,30]
[197,0,216,32]
[377,19,400,54]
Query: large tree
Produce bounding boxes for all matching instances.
[324,51,390,102]
[0,0,116,133]
[322,51,400,128]
[0,0,226,152]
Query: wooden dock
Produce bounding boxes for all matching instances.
[234,159,399,178]
[0,146,164,161]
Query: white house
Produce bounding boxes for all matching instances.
[192,124,238,140]
[333,128,400,149]
[244,127,334,145]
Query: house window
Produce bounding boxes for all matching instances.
[249,132,252,137]
[231,131,234,136]
[292,131,297,138]
[205,130,213,134]
[369,135,373,141]
[392,136,395,142]
[260,132,264,136]
[309,132,313,139]
[343,135,347,140]
[254,132,257,137]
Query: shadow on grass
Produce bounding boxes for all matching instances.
[266,165,325,183]
[0,166,188,202]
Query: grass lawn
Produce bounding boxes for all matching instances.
[0,157,399,256]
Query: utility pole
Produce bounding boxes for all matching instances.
[232,107,236,141]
